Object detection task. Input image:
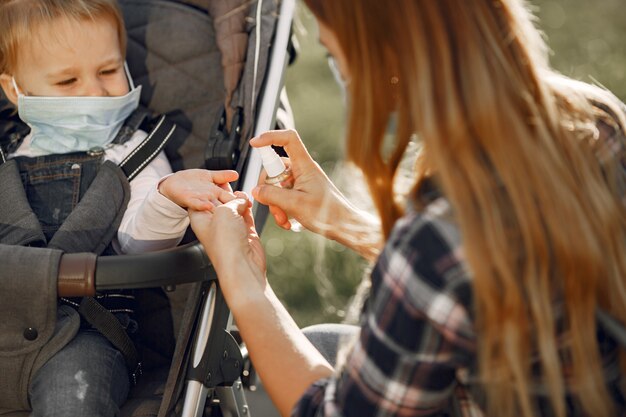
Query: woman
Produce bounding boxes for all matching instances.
[189,0,626,416]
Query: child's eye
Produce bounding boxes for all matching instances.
[100,67,119,76]
[56,78,77,86]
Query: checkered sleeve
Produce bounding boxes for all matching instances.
[292,199,477,417]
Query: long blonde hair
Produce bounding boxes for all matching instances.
[0,0,127,74]
[304,0,626,416]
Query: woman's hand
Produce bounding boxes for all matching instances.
[251,130,352,233]
[189,193,267,302]
[251,130,382,260]
[191,194,333,417]
[158,169,239,211]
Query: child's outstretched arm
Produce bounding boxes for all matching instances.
[116,150,238,254]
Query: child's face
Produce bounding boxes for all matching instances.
[5,16,128,101]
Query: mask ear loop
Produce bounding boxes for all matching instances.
[11,77,23,97]
[124,62,135,90]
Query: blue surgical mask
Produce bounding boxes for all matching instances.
[13,65,141,156]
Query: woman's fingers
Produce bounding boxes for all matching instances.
[200,198,248,239]
[234,192,258,232]
[233,191,252,204]
[250,130,312,165]
[253,185,298,229]
[217,188,238,204]
[266,205,288,229]
[233,197,249,216]
[252,184,297,213]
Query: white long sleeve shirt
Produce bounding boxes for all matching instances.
[10,130,189,255]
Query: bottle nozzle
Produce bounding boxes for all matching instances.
[259,146,287,178]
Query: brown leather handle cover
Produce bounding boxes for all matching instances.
[58,253,97,297]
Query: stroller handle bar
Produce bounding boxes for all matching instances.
[57,242,214,297]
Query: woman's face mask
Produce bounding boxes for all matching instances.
[328,55,349,103]
[319,21,350,104]
[13,64,141,156]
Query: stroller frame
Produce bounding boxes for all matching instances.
[110,0,296,415]
[180,2,297,414]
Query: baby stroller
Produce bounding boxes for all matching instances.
[0,0,295,416]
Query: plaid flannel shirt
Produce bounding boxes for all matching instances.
[292,101,626,417]
[293,196,479,417]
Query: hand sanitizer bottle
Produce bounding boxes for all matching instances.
[259,146,303,232]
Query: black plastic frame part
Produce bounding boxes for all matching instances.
[95,242,214,291]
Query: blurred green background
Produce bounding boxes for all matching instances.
[265,0,626,327]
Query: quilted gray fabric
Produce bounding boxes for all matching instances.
[121,0,225,171]
[206,0,249,127]
[176,0,250,127]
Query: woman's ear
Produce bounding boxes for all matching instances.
[0,74,19,106]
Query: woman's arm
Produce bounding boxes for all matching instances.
[231,281,334,417]
[250,130,383,261]
[191,196,475,417]
[189,198,334,416]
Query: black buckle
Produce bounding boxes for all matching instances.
[204,107,242,171]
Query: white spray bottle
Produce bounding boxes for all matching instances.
[259,146,303,232]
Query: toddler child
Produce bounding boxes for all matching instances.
[0,0,236,415]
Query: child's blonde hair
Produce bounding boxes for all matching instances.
[0,0,127,74]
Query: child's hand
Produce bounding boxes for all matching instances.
[158,169,239,211]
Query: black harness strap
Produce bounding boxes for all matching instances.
[89,114,176,383]
[87,114,176,383]
[112,107,151,145]
[119,115,177,181]
[79,297,142,383]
